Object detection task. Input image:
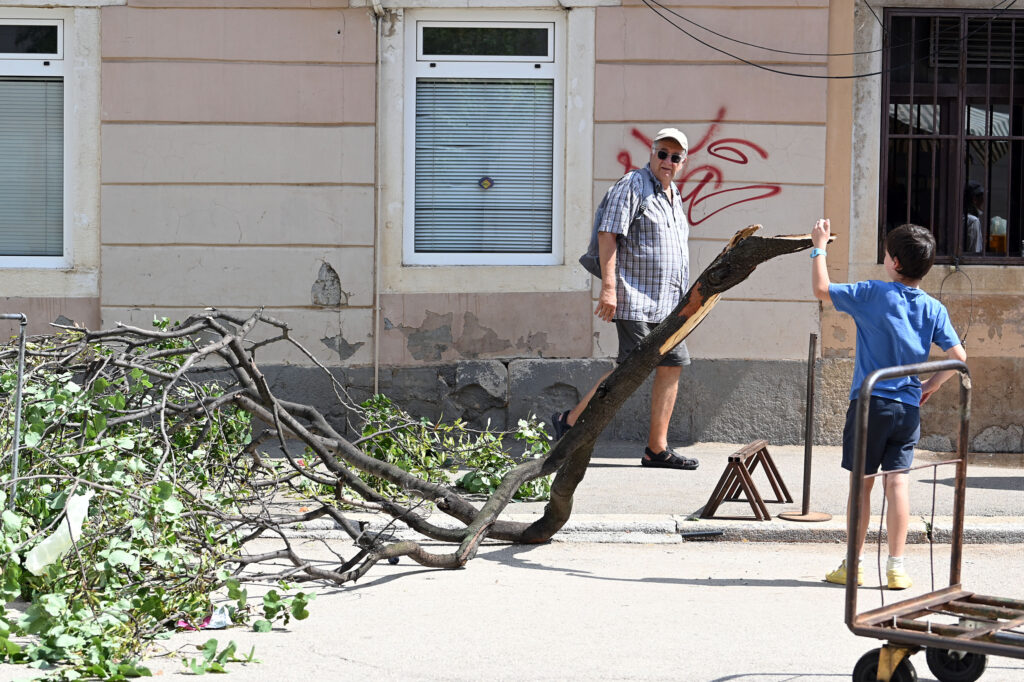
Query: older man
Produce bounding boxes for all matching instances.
[552,128,697,470]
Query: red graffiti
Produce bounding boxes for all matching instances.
[615,108,782,226]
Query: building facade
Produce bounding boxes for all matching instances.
[1,0,1020,451]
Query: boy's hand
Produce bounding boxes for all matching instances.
[812,218,831,248]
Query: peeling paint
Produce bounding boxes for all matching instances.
[321,334,365,361]
[454,313,511,358]
[311,262,347,307]
[396,311,453,361]
[516,330,550,355]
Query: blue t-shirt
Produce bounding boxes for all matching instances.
[829,280,960,405]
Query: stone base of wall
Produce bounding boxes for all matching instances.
[259,356,1024,453]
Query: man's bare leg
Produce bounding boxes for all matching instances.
[647,365,681,453]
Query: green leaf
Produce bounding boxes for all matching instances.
[22,431,41,449]
[162,496,183,515]
[153,481,174,501]
[290,593,309,618]
[0,636,21,657]
[1,509,21,534]
[105,549,140,571]
[252,619,271,633]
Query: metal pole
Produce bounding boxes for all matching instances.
[779,333,832,522]
[1,313,27,509]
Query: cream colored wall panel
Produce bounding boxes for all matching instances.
[619,0,826,5]
[684,184,824,241]
[102,185,374,246]
[596,7,826,63]
[594,123,825,185]
[100,306,374,366]
[685,300,819,361]
[595,64,826,124]
[587,182,822,245]
[101,7,374,62]
[103,63,375,124]
[122,1,355,9]
[377,291,592,365]
[718,252,816,302]
[101,246,373,308]
[102,124,374,184]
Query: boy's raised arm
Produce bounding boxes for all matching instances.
[810,218,832,303]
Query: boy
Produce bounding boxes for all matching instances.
[810,219,966,589]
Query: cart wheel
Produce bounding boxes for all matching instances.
[853,648,918,682]
[925,648,986,682]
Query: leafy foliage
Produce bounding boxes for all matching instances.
[0,314,557,679]
[0,325,308,679]
[357,395,552,502]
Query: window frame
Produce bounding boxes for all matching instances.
[0,15,71,269]
[402,12,565,266]
[879,8,1024,266]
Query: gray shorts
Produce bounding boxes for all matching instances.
[615,319,691,367]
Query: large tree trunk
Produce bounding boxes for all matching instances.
[501,226,829,544]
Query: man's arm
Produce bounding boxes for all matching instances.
[811,218,832,303]
[920,344,968,405]
[595,231,618,322]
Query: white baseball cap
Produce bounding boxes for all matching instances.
[653,127,688,152]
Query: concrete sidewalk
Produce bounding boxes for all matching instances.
[290,440,1024,544]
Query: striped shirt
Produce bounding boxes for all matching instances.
[598,165,689,322]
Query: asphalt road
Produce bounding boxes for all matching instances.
[10,539,1016,682]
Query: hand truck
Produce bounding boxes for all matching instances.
[845,359,1024,682]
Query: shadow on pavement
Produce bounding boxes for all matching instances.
[925,475,1024,491]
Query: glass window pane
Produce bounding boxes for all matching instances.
[422,27,548,58]
[0,26,58,55]
[414,79,553,253]
[986,139,1020,256]
[0,78,63,257]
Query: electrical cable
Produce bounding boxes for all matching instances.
[938,261,975,350]
[641,0,1019,80]
[644,0,1014,59]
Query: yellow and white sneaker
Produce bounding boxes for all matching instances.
[825,560,863,586]
[887,566,913,590]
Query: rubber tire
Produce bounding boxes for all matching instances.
[925,648,987,682]
[853,648,919,682]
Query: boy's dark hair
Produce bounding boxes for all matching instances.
[885,223,935,280]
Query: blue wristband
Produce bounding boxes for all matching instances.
[810,247,827,259]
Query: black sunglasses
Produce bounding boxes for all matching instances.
[656,149,685,163]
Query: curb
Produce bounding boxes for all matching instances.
[280,514,1024,545]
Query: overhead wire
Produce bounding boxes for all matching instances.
[640,0,1019,80]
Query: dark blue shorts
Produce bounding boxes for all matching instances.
[841,396,920,474]
[615,319,691,367]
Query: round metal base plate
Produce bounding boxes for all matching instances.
[777,511,833,523]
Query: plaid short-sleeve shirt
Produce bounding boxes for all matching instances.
[598,165,689,322]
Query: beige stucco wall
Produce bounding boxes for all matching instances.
[591,0,829,362]
[99,2,377,366]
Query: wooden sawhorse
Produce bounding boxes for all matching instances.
[700,440,792,521]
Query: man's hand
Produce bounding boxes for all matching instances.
[596,286,616,322]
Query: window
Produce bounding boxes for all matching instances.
[404,17,564,266]
[0,19,66,264]
[880,9,1024,264]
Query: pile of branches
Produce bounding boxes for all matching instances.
[0,226,818,676]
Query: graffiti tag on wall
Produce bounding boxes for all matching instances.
[615,108,782,226]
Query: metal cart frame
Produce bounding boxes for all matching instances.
[846,359,1024,682]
